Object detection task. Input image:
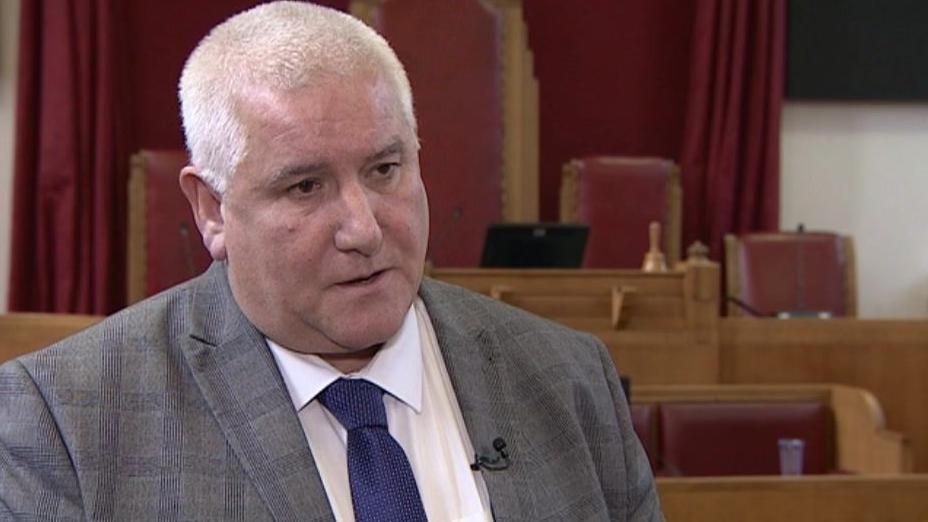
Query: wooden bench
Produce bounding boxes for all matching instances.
[632,384,911,475]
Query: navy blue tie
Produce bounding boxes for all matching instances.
[319,378,428,522]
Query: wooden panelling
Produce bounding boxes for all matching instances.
[431,265,928,473]
[430,260,721,385]
[721,318,928,472]
[430,260,718,330]
[0,313,103,363]
[658,475,928,522]
[432,268,687,297]
[598,330,719,384]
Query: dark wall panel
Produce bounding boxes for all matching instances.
[787,0,928,100]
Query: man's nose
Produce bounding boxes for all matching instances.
[334,182,383,256]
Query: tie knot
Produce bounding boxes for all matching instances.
[319,378,388,431]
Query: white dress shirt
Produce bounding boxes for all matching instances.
[268,298,492,522]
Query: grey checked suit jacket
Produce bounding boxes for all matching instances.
[0,263,661,521]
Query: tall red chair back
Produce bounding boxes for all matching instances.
[561,157,681,268]
[127,150,212,304]
[724,231,857,317]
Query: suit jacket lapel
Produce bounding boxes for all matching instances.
[419,279,535,520]
[181,263,334,522]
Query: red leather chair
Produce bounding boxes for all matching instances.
[127,150,212,304]
[724,231,857,317]
[659,402,833,476]
[560,157,681,268]
[630,403,659,474]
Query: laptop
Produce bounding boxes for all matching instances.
[479,223,589,268]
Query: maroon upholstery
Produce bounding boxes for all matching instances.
[659,402,832,476]
[131,150,211,301]
[730,232,852,316]
[569,157,678,268]
[630,404,659,473]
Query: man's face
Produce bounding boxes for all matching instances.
[218,71,429,356]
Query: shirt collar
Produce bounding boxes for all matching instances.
[267,303,423,413]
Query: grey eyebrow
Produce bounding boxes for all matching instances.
[267,139,405,187]
[365,140,404,164]
[269,161,328,186]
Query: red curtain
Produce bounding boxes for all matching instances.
[7,0,352,315]
[679,0,786,259]
[8,0,126,314]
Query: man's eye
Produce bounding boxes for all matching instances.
[290,179,320,195]
[374,162,400,177]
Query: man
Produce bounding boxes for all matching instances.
[0,2,662,520]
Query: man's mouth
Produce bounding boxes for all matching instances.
[338,269,387,286]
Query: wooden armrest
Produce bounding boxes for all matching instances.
[830,384,911,473]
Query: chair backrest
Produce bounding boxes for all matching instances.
[659,401,833,476]
[630,403,659,473]
[560,156,681,268]
[127,150,212,304]
[724,231,857,317]
[0,313,103,363]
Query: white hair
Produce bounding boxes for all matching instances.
[178,1,416,193]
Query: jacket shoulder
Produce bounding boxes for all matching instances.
[13,281,195,382]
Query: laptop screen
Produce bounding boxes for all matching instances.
[479,223,589,268]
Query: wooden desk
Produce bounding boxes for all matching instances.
[658,475,928,522]
[431,259,721,384]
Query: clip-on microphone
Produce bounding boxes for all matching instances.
[470,437,510,471]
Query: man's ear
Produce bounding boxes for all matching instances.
[179,166,227,260]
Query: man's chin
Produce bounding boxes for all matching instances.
[325,315,405,352]
[322,288,415,347]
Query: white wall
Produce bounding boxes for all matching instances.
[0,0,21,313]
[781,101,928,318]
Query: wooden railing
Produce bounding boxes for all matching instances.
[430,255,722,384]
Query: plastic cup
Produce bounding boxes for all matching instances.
[778,438,805,475]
